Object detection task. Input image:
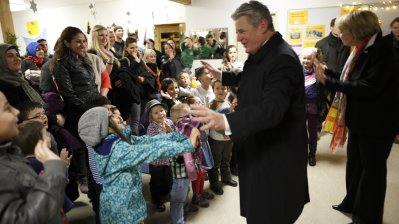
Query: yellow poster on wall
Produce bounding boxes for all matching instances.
[304,42,317,48]
[288,28,302,44]
[340,6,362,15]
[288,10,308,25]
[305,25,325,39]
[26,20,39,36]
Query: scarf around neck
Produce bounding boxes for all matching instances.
[328,36,371,152]
[0,44,44,105]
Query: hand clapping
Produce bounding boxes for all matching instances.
[35,139,61,163]
[313,55,327,85]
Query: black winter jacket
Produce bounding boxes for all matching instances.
[53,56,98,113]
[0,142,67,224]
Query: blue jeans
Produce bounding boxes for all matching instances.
[170,178,191,224]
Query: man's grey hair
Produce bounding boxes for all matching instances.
[231,1,274,31]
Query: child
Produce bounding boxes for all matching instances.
[170,103,215,212]
[168,103,198,223]
[13,120,74,217]
[161,78,181,116]
[145,99,174,212]
[226,92,238,176]
[191,67,215,106]
[77,107,199,224]
[83,93,122,223]
[208,80,237,195]
[17,101,58,154]
[220,45,243,72]
[177,71,192,101]
[0,91,67,224]
[301,47,321,166]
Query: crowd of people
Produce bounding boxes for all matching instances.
[0,1,398,223]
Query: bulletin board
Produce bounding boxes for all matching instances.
[287,7,340,55]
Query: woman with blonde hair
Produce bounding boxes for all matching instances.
[315,10,399,224]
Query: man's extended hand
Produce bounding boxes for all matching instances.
[190,104,226,131]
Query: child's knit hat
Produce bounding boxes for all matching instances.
[26,42,40,57]
[78,107,110,146]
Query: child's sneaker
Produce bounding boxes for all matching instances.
[191,194,209,208]
[184,203,199,215]
[201,191,214,200]
[153,201,166,212]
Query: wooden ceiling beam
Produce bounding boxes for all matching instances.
[169,0,191,5]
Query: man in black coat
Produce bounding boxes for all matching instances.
[190,1,309,223]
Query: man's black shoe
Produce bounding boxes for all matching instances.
[332,204,352,213]
[222,179,238,187]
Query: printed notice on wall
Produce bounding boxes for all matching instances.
[288,10,308,25]
[288,28,303,45]
[305,25,325,39]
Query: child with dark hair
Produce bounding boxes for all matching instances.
[161,78,181,117]
[16,101,58,154]
[40,92,88,198]
[191,67,215,107]
[77,107,199,224]
[13,120,74,216]
[208,80,237,195]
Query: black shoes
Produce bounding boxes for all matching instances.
[210,184,224,195]
[184,203,198,215]
[309,155,316,166]
[192,194,209,208]
[332,204,352,213]
[222,179,238,187]
[154,201,166,212]
[201,191,215,200]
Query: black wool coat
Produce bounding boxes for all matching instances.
[223,32,309,224]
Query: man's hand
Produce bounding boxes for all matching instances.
[190,104,226,131]
[200,61,222,80]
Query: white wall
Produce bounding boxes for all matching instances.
[8,0,399,54]
[186,0,399,59]
[11,0,185,54]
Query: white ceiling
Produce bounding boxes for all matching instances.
[9,0,114,12]
[9,0,394,12]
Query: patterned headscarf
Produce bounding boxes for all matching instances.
[0,44,44,105]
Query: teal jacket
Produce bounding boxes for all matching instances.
[94,127,193,224]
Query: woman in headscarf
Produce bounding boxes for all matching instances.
[0,43,44,107]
